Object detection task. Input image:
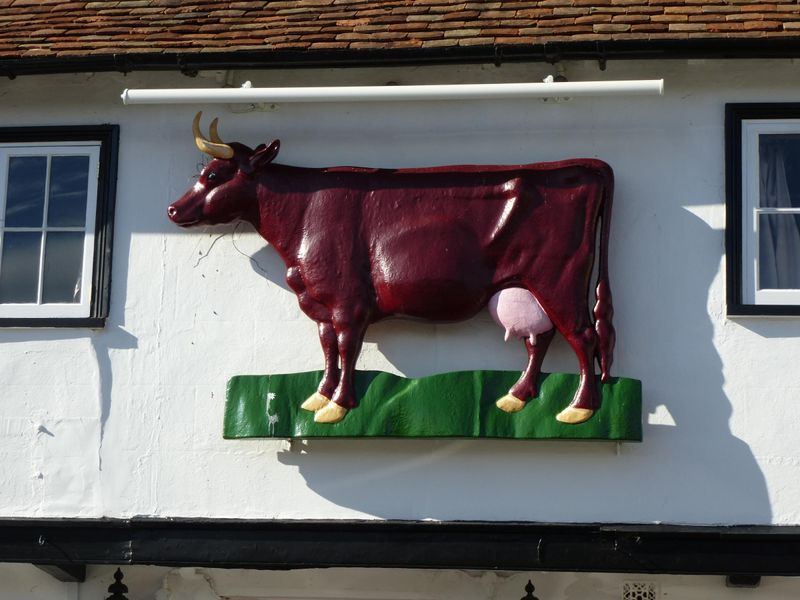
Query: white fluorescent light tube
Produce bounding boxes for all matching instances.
[121,79,664,105]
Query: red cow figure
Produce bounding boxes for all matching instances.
[168,113,615,425]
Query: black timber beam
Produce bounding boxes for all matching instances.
[4,38,800,78]
[33,564,86,583]
[0,519,800,577]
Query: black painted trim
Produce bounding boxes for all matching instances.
[5,38,800,78]
[33,564,86,583]
[725,103,800,317]
[0,125,119,328]
[725,104,743,316]
[4,518,800,576]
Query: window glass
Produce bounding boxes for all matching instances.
[0,231,41,302]
[0,150,94,311]
[758,136,800,291]
[758,213,800,290]
[1,154,91,306]
[48,155,89,227]
[42,231,84,303]
[759,134,800,209]
[5,156,47,227]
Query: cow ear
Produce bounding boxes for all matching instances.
[249,140,280,171]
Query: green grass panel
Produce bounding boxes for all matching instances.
[224,370,642,441]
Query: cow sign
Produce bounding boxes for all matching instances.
[169,113,615,425]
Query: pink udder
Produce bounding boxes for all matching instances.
[488,287,553,343]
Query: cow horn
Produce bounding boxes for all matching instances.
[209,118,224,144]
[192,111,234,160]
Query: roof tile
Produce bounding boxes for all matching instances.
[2,1,800,60]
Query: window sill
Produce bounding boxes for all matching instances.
[0,316,106,328]
[727,304,800,317]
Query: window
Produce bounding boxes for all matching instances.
[0,126,118,327]
[726,104,800,315]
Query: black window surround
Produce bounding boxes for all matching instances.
[726,103,800,316]
[0,125,119,328]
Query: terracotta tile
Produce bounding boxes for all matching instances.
[412,30,443,38]
[309,40,349,48]
[611,14,649,23]
[664,6,702,15]
[386,22,429,31]
[593,22,630,32]
[420,38,457,47]
[630,22,667,31]
[457,36,491,45]
[669,22,706,32]
[4,1,800,60]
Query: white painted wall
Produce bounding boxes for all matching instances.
[0,58,798,525]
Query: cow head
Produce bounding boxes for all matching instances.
[167,112,280,227]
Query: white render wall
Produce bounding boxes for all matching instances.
[0,58,798,524]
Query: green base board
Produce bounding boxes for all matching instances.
[225,370,642,441]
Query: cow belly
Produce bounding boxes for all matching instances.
[371,224,491,321]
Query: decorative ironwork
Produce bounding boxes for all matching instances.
[521,579,540,600]
[106,568,129,600]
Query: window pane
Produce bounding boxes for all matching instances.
[759,213,800,289]
[5,156,47,227]
[0,232,41,302]
[42,232,84,303]
[47,156,89,227]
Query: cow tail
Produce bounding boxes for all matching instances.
[594,164,615,383]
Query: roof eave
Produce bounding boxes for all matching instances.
[4,38,800,78]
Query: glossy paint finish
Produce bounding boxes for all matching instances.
[224,369,643,440]
[169,132,615,422]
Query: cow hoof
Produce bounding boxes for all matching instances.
[496,394,526,413]
[555,407,594,424]
[314,402,348,424]
[301,392,330,412]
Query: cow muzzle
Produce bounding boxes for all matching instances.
[167,204,199,227]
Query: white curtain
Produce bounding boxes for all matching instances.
[758,142,800,289]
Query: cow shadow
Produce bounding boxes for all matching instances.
[245,244,292,293]
[264,200,771,524]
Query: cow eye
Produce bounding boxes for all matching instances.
[207,172,217,181]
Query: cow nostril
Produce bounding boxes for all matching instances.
[167,206,177,219]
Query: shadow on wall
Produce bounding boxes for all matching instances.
[0,176,771,523]
[0,210,139,472]
[258,200,771,524]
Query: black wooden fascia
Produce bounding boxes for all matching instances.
[3,519,800,578]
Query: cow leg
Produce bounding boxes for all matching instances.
[556,325,600,424]
[314,317,368,424]
[301,321,340,412]
[496,327,555,413]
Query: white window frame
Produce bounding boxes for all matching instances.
[0,142,100,319]
[741,119,800,306]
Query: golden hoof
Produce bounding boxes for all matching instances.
[313,401,348,424]
[555,407,594,424]
[301,392,330,412]
[495,394,527,413]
